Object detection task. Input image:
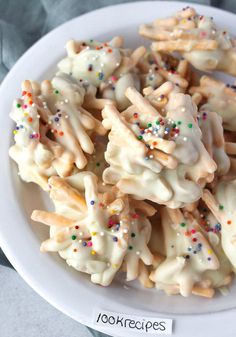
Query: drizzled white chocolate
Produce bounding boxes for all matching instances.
[203,180,236,270]
[9,73,107,189]
[190,76,236,131]
[150,208,219,297]
[102,83,216,208]
[137,49,190,91]
[139,7,236,75]
[58,37,146,110]
[31,173,155,286]
[197,108,230,176]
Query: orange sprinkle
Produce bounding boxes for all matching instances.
[28,117,33,123]
[59,131,64,136]
[227,220,232,225]
[22,91,26,96]
[29,100,33,105]
[27,93,32,97]
[152,141,157,146]
[107,48,112,53]
[184,231,190,236]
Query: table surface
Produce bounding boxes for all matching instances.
[1,1,236,337]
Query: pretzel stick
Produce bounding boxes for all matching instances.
[49,176,87,212]
[191,286,215,298]
[225,142,236,155]
[138,261,154,288]
[145,137,176,154]
[152,39,218,52]
[31,210,75,227]
[125,87,161,118]
[150,150,178,169]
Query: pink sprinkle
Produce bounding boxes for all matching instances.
[111,75,118,82]
[200,32,207,37]
[108,219,114,225]
[191,229,196,234]
[87,241,92,247]
[23,104,28,109]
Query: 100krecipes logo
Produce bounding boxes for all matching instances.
[94,310,173,335]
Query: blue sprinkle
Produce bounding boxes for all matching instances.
[98,72,104,80]
[113,237,118,242]
[90,200,95,205]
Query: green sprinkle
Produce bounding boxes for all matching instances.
[219,205,224,210]
[54,90,59,94]
[90,39,94,42]
[177,121,182,125]
[71,235,77,240]
[16,103,21,108]
[172,123,176,128]
[188,123,193,128]
[128,246,133,250]
[138,135,143,140]
[131,233,136,238]
[156,120,160,125]
[180,222,186,227]
[96,162,100,167]
[147,123,152,128]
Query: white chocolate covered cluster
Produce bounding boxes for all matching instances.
[31,173,155,286]
[102,83,216,208]
[140,7,236,75]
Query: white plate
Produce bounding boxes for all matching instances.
[1,1,236,336]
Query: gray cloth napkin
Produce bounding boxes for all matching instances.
[0,0,235,336]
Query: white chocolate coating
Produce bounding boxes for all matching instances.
[58,39,121,87]
[190,76,236,131]
[31,173,155,286]
[138,49,190,91]
[203,180,236,270]
[102,84,216,208]
[197,108,230,176]
[9,81,57,190]
[140,7,236,75]
[150,208,219,297]
[58,38,146,110]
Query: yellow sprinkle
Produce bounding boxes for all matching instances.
[112,264,118,268]
[91,232,97,236]
[207,249,212,255]
[13,130,18,135]
[91,250,96,255]
[23,112,28,116]
[180,19,187,24]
